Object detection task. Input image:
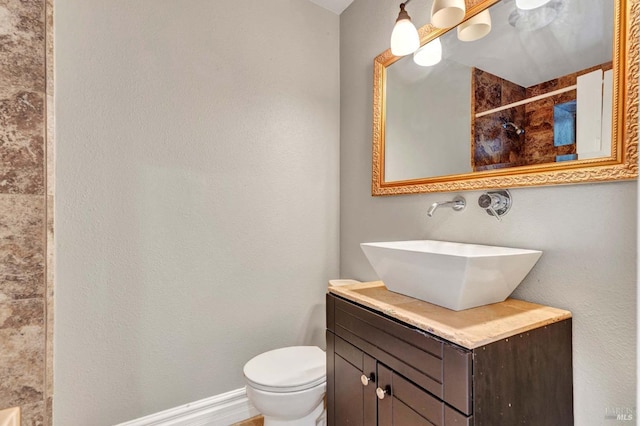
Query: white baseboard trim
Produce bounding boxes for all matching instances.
[115,387,260,426]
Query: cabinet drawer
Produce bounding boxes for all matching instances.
[335,334,364,370]
[333,295,442,356]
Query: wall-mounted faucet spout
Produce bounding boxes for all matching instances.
[427,196,466,217]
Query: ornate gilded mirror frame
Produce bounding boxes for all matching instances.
[372,0,638,195]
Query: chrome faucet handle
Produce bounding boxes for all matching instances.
[478,190,511,221]
[478,195,502,221]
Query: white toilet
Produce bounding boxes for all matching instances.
[243,346,326,426]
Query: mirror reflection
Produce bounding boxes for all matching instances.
[384,0,614,182]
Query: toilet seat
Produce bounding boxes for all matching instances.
[244,346,326,393]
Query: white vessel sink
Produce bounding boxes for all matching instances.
[360,240,542,311]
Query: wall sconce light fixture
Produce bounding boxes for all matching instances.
[431,0,466,28]
[390,1,420,56]
[413,37,443,66]
[457,9,492,41]
[390,0,496,64]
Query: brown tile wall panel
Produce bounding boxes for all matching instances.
[0,0,51,424]
[521,63,611,166]
[474,115,506,168]
[501,77,526,106]
[472,69,526,170]
[474,63,610,169]
[524,90,577,165]
[0,0,46,198]
[0,196,45,302]
[472,68,502,113]
[20,401,45,426]
[0,90,45,195]
[526,77,567,98]
[0,299,45,408]
[473,109,526,170]
[526,62,612,98]
[0,0,46,94]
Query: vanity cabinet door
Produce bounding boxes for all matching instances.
[377,363,445,426]
[331,334,376,426]
[334,355,365,425]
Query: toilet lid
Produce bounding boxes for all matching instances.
[243,346,326,392]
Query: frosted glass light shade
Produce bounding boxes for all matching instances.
[413,38,442,66]
[431,0,466,28]
[516,0,551,10]
[457,10,492,42]
[391,18,420,56]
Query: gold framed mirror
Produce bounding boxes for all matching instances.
[372,0,638,195]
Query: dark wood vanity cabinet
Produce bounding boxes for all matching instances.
[326,293,573,426]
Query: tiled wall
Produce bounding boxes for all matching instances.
[471,63,612,170]
[0,0,53,424]
[471,68,526,171]
[523,63,612,164]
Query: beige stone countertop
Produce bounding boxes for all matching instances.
[328,281,572,349]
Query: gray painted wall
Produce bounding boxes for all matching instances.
[339,1,636,424]
[54,1,339,424]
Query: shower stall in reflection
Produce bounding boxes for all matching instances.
[471,63,613,171]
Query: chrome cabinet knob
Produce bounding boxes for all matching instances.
[376,386,389,400]
[360,373,374,386]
